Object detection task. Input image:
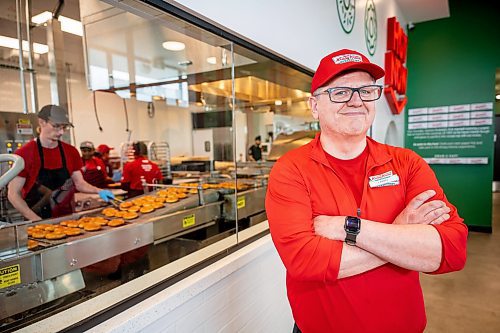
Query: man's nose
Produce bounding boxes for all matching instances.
[347,90,363,106]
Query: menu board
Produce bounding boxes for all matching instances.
[406,102,493,164]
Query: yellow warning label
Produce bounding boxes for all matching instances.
[182,214,195,228]
[0,264,21,289]
[237,196,246,209]
[18,118,30,125]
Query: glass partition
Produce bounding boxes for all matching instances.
[0,0,312,329]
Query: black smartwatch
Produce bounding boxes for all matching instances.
[344,216,361,245]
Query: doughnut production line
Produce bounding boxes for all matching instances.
[0,160,270,330]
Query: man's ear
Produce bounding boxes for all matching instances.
[309,96,319,120]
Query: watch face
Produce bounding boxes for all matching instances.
[345,216,361,233]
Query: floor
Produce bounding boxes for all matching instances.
[422,192,500,332]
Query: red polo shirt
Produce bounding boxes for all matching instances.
[122,156,163,190]
[15,139,82,197]
[266,134,467,333]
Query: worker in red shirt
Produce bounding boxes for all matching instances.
[121,141,163,198]
[266,49,468,333]
[96,144,114,178]
[80,141,111,188]
[7,105,114,221]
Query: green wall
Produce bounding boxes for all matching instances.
[405,1,500,231]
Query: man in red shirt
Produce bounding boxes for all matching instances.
[96,144,114,178]
[80,141,111,188]
[121,141,163,198]
[7,105,114,221]
[266,49,468,333]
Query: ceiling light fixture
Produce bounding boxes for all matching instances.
[0,36,48,54]
[162,41,185,51]
[206,56,217,65]
[32,11,83,36]
[496,94,500,100]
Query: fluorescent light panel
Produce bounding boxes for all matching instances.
[32,11,83,36]
[0,36,48,54]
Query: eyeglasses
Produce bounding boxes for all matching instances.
[313,85,383,103]
[48,121,71,131]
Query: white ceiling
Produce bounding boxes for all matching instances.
[395,0,450,24]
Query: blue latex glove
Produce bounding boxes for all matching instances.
[99,190,115,202]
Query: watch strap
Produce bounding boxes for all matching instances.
[345,232,357,245]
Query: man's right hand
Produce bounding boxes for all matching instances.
[394,190,450,226]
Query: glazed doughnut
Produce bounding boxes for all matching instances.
[123,212,138,220]
[45,232,66,240]
[28,239,39,250]
[93,217,109,226]
[128,206,140,212]
[31,231,46,239]
[108,219,125,227]
[66,220,80,228]
[139,206,154,214]
[83,222,101,232]
[165,196,179,203]
[120,201,133,210]
[152,202,164,209]
[65,228,82,236]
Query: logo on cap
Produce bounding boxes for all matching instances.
[332,54,363,64]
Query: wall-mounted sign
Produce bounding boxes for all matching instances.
[336,0,355,33]
[384,17,408,114]
[364,0,377,56]
[407,102,493,164]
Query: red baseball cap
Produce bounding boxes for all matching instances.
[311,49,385,93]
[97,144,113,154]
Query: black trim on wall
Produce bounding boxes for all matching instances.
[140,0,314,78]
[468,225,492,233]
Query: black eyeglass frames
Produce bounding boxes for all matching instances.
[313,85,383,103]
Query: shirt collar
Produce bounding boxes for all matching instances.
[309,133,392,168]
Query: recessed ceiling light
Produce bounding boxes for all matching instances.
[496,94,500,100]
[206,56,217,65]
[162,41,185,51]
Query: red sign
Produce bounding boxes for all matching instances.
[384,17,408,114]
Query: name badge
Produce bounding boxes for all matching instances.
[369,171,400,188]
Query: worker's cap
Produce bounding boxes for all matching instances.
[37,104,74,127]
[311,49,385,93]
[80,141,95,150]
[97,144,113,154]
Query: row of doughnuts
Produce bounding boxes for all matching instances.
[180,181,250,191]
[28,215,128,245]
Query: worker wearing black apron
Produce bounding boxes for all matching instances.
[25,139,75,219]
[8,104,116,222]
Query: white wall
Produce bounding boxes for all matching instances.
[89,234,293,333]
[171,0,409,146]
